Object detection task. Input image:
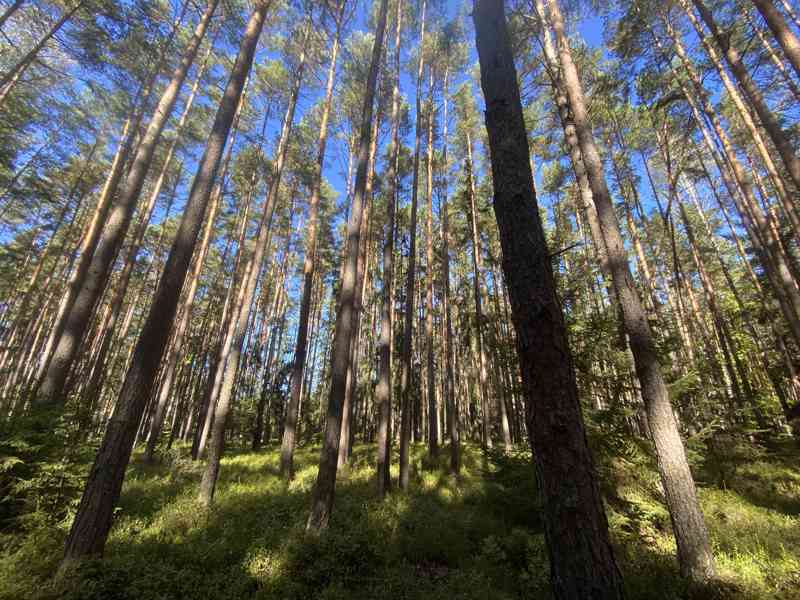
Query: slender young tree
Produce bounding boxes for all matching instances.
[399,0,427,489]
[281,2,345,480]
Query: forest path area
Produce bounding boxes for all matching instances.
[1,440,799,599]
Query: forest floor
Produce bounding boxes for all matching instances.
[0,436,799,599]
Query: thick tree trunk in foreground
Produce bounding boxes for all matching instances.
[61,2,268,563]
[549,0,715,583]
[306,0,388,532]
[473,2,624,597]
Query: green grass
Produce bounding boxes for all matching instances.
[0,439,799,599]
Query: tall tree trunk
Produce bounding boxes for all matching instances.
[306,0,388,532]
[473,2,624,597]
[424,66,438,458]
[440,64,459,474]
[549,0,716,582]
[142,156,225,463]
[398,0,427,490]
[199,25,308,503]
[280,5,344,479]
[61,2,268,563]
[376,0,403,497]
[33,0,219,408]
[465,132,495,449]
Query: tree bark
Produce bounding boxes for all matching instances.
[306,0,388,532]
[61,2,268,563]
[280,5,344,479]
[34,0,218,408]
[549,0,715,582]
[473,2,625,597]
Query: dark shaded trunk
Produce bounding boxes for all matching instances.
[473,2,625,597]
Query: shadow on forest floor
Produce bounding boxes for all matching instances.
[1,438,799,599]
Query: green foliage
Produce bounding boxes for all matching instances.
[1,439,799,599]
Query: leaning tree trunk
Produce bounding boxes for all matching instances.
[33,0,219,409]
[306,0,388,532]
[686,0,800,191]
[675,2,800,238]
[549,0,715,583]
[473,1,624,598]
[61,2,269,564]
[659,22,800,348]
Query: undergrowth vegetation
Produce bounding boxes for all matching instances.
[0,436,798,599]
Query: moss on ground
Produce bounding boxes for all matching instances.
[0,440,798,599]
